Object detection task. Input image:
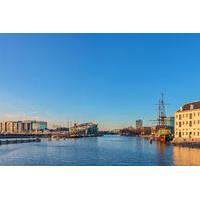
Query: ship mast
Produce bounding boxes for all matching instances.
[158,93,166,127]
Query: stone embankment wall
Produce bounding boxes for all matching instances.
[172,138,200,148]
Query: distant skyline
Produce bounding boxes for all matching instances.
[0,34,200,130]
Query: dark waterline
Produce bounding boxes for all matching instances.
[0,135,199,166]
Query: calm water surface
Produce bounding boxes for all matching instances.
[0,135,199,166]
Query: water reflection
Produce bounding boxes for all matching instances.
[155,142,173,166]
[1,135,200,166]
[156,142,167,155]
[173,147,200,166]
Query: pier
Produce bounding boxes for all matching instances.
[0,138,41,145]
[0,134,51,139]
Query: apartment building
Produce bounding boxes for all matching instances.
[0,120,48,133]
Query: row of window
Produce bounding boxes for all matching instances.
[176,120,200,127]
[176,128,200,131]
[176,112,200,120]
[176,132,200,136]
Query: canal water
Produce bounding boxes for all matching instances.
[0,135,199,166]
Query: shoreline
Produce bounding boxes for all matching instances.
[122,135,200,149]
[171,138,200,148]
[2,133,200,149]
[0,133,103,140]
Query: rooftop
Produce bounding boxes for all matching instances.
[73,122,97,128]
[177,101,200,112]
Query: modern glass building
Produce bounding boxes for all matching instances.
[165,117,175,133]
[32,121,48,131]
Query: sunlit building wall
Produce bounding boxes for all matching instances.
[6,121,14,133]
[17,121,24,133]
[0,123,2,132]
[175,101,200,139]
[1,122,7,132]
[0,120,48,133]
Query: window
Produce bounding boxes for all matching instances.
[186,114,188,118]
[179,122,182,127]
[179,115,182,120]
[189,121,192,127]
[190,113,192,119]
[194,120,196,125]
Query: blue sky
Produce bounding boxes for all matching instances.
[0,34,200,130]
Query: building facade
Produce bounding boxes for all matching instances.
[17,121,24,133]
[1,122,7,132]
[23,121,33,132]
[165,117,175,133]
[175,101,200,139]
[136,119,143,129]
[6,121,14,133]
[0,120,48,134]
[70,122,98,136]
[32,121,48,131]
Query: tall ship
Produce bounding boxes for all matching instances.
[151,94,173,143]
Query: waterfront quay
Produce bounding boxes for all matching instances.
[0,132,103,140]
[2,100,200,149]
[172,139,200,148]
[0,132,103,146]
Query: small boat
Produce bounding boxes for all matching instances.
[36,138,41,142]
